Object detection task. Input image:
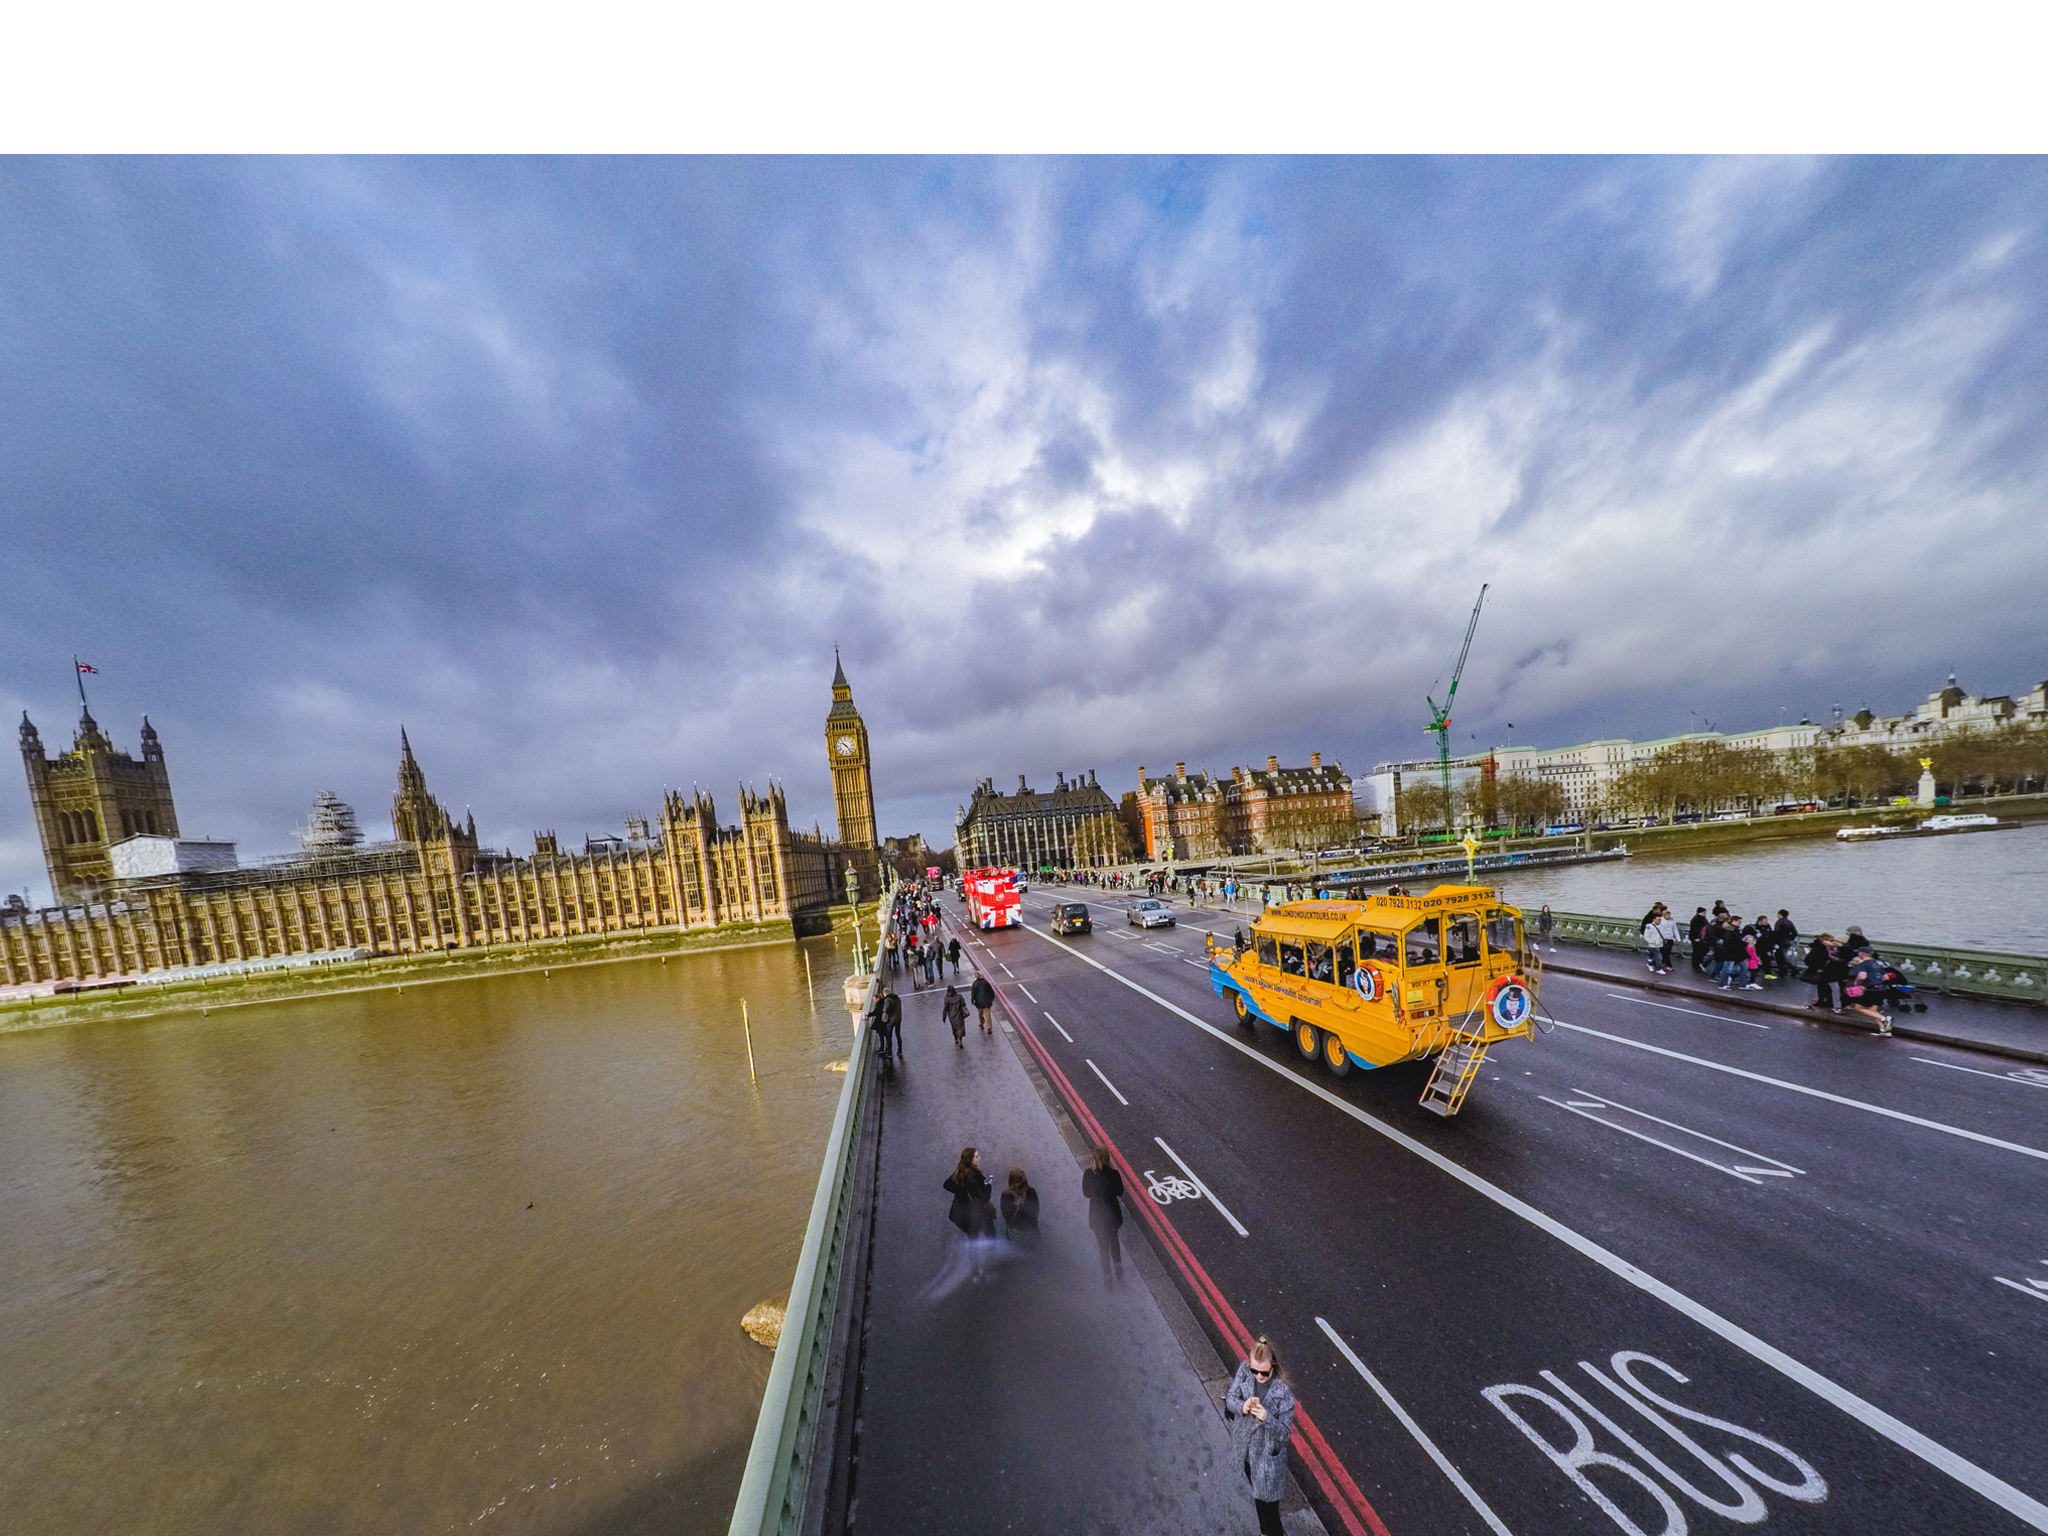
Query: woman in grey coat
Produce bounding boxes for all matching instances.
[1225,1337,1296,1536]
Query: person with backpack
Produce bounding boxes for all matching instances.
[1841,946,1893,1034]
[873,982,903,1060]
[969,971,997,1035]
[1687,907,1712,972]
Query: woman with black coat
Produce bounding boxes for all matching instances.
[1081,1146,1126,1285]
[1001,1167,1040,1248]
[1804,934,1843,1012]
[943,1146,996,1240]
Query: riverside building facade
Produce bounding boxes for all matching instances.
[1359,670,2047,832]
[3,666,882,988]
[1133,754,1356,860]
[955,771,1131,870]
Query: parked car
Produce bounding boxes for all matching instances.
[1051,901,1092,935]
[1128,899,1176,929]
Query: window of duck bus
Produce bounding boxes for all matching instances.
[1403,918,1441,967]
[1354,928,1400,967]
[1306,941,1335,983]
[1256,934,1278,968]
[1485,909,1523,967]
[1446,913,1483,967]
[1278,939,1306,977]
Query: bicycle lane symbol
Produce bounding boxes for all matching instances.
[1145,1169,1200,1205]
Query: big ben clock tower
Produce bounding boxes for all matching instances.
[825,652,880,891]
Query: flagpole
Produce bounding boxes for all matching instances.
[72,656,88,713]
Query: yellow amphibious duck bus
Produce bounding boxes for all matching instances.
[1207,886,1539,1116]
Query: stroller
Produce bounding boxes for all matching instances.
[1875,963,1927,1014]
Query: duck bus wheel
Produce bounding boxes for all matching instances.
[1233,991,1253,1027]
[1322,1032,1354,1077]
[1294,1020,1321,1061]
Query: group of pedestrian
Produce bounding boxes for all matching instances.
[1801,928,1898,1032]
[1680,903,1801,992]
[943,1147,1039,1242]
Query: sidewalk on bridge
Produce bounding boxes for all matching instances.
[1541,938,2048,1065]
[852,934,1326,1536]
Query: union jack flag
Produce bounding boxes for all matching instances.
[75,661,98,674]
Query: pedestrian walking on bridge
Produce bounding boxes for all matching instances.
[874,983,903,1060]
[942,983,967,1047]
[947,935,961,978]
[970,972,996,1036]
[1226,1337,1297,1536]
[1082,1146,1125,1286]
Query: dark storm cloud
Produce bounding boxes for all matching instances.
[5,156,2047,898]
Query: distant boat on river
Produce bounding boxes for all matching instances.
[1838,813,2018,842]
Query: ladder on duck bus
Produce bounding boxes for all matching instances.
[1418,1006,1491,1117]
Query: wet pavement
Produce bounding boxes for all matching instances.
[852,925,1325,1536]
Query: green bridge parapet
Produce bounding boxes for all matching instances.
[1549,910,2047,1006]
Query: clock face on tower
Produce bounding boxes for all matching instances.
[835,735,859,758]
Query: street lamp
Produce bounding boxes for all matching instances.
[844,864,866,976]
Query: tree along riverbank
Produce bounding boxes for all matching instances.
[0,901,879,1035]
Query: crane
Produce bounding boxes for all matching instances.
[1424,584,1489,825]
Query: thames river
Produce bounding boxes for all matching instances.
[0,938,857,1536]
[1485,819,2048,951]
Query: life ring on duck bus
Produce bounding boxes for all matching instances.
[1351,962,1384,1002]
[1484,974,1534,1029]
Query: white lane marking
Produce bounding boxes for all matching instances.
[1318,1318,1515,1536]
[1181,957,1209,968]
[1540,1098,1765,1184]
[1153,1136,1248,1236]
[1569,1089,1807,1174]
[1018,922,2048,1533]
[1539,1091,1804,1185]
[1554,1020,2048,1165]
[1604,992,1772,1029]
[999,962,1015,977]
[1016,983,1038,1004]
[1085,1058,1129,1106]
[1913,1057,2048,1090]
[1044,1012,1074,1043]
[1994,1264,2048,1304]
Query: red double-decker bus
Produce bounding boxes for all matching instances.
[962,867,1022,930]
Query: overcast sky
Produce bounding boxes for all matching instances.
[4,157,2045,901]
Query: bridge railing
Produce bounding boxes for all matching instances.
[727,939,882,1536]
[1547,910,2047,1005]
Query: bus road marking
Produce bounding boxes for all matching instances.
[1606,993,1771,1029]
[1913,1057,2048,1090]
[1044,1012,1074,1043]
[1154,1136,1247,1236]
[1483,1349,1825,1531]
[1016,922,2048,1532]
[1318,1318,1513,1536]
[1085,1059,1129,1105]
[1541,1090,1805,1185]
[999,962,1015,977]
[1015,983,1038,1004]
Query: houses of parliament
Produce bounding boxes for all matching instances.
[1,662,883,988]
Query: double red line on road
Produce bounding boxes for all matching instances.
[990,975,1393,1536]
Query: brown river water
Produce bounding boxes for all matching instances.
[0,938,858,1536]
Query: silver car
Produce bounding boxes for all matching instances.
[1127,898,1176,929]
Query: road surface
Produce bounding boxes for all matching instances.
[957,887,2048,1536]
